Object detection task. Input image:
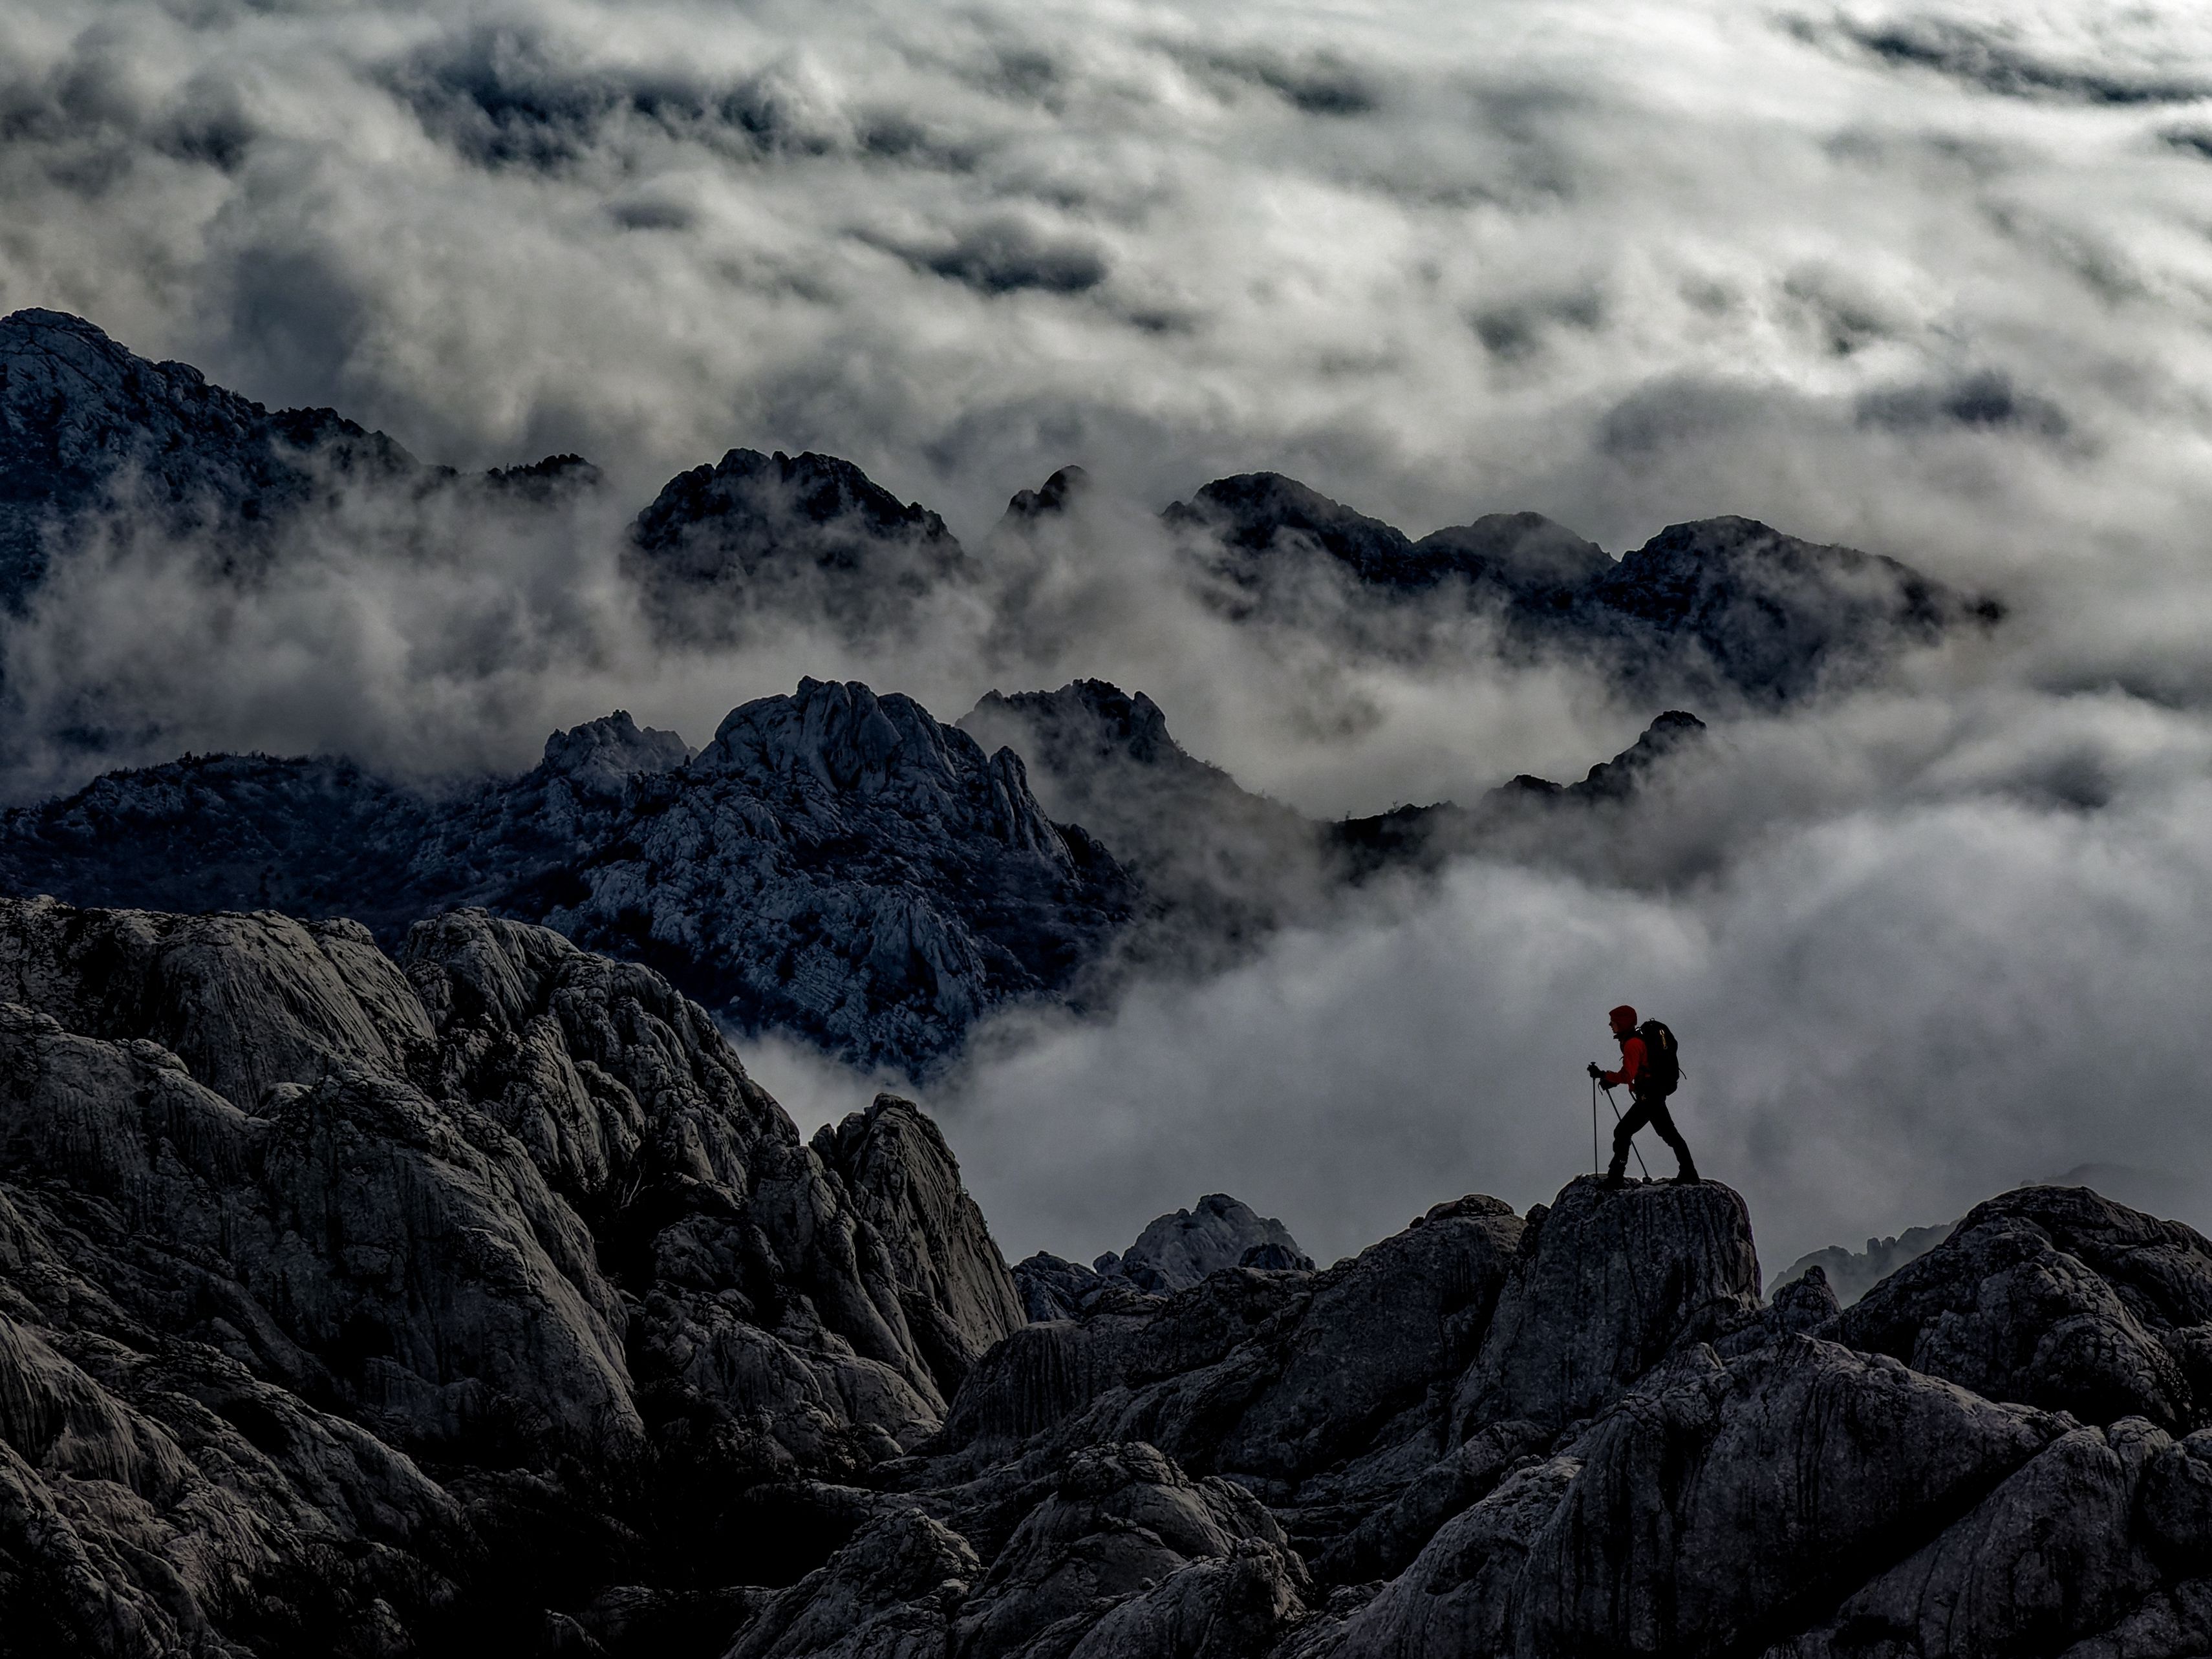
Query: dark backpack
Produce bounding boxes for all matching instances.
[1637,1020,1681,1098]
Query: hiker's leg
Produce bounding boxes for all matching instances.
[1647,1101,1700,1181]
[1608,1100,1653,1179]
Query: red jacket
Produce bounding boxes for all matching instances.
[1600,1036,1646,1091]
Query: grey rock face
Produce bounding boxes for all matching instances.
[950,1441,1308,1658]
[0,897,1036,1654]
[535,679,1129,1074]
[1509,1340,2056,1658]
[722,1506,980,1659]
[0,681,1133,1075]
[1097,1193,1315,1294]
[1840,1184,2212,1433]
[811,1095,1027,1399]
[1010,1250,1111,1323]
[1452,1175,1763,1436]
[940,1194,1524,1568]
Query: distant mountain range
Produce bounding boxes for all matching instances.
[0,306,2003,1071]
[3,308,1999,710]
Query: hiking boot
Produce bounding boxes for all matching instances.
[1601,1169,1627,1190]
[1671,1164,1702,1185]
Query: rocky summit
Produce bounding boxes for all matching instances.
[0,683,1132,1076]
[2,899,2208,1658]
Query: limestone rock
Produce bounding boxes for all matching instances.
[1100,1193,1315,1295]
[1509,1339,2056,1657]
[950,1442,1307,1659]
[721,1507,978,1659]
[0,680,1134,1075]
[1010,1252,1109,1323]
[1452,1176,1762,1437]
[811,1096,1027,1398]
[0,895,1040,1654]
[1840,1184,2212,1432]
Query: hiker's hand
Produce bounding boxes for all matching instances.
[1587,1062,1603,1079]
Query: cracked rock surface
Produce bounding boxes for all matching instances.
[5,897,2211,1657]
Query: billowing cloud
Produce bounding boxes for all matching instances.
[5,0,2212,1267]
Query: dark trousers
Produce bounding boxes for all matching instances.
[1609,1094,1696,1177]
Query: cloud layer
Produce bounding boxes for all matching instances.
[8,0,2212,1267]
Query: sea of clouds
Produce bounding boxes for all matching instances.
[5,0,2212,1269]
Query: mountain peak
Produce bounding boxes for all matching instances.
[537,711,693,795]
[1004,462,1091,522]
[625,448,970,641]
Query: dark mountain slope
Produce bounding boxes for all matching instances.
[626,448,973,642]
[0,685,1131,1075]
[0,307,596,611]
[1165,471,2000,703]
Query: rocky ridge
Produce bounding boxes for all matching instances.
[0,679,1704,1076]
[1012,1193,1316,1319]
[0,308,592,612]
[4,311,1994,718]
[1,901,2208,1656]
[0,684,1133,1075]
[1165,471,2003,703]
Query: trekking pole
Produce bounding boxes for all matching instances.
[1600,1084,1653,1180]
[1591,1077,1598,1174]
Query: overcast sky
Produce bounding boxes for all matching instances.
[6,0,2212,1270]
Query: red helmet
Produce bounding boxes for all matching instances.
[1608,1004,1638,1034]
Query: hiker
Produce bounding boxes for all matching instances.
[1587,1003,1701,1187]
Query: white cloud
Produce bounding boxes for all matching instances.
[8,0,2212,1265]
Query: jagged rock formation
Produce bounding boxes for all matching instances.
[0,307,593,612]
[811,1097,1028,1398]
[0,895,1022,1654]
[962,682,1328,957]
[1772,1220,1956,1305]
[1011,1193,1315,1317]
[5,910,2209,1657]
[971,680,1713,914]
[1840,1184,2212,1433]
[1449,1175,1762,1436]
[1329,708,1711,879]
[1102,1195,1315,1293]
[1165,471,2001,703]
[0,685,1132,1075]
[1,675,1706,1074]
[626,449,973,643]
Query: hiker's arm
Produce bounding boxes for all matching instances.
[1600,1037,1644,1088]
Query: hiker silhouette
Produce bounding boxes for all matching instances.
[1587,1003,1701,1186]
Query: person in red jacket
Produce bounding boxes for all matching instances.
[1587,1003,1701,1187]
